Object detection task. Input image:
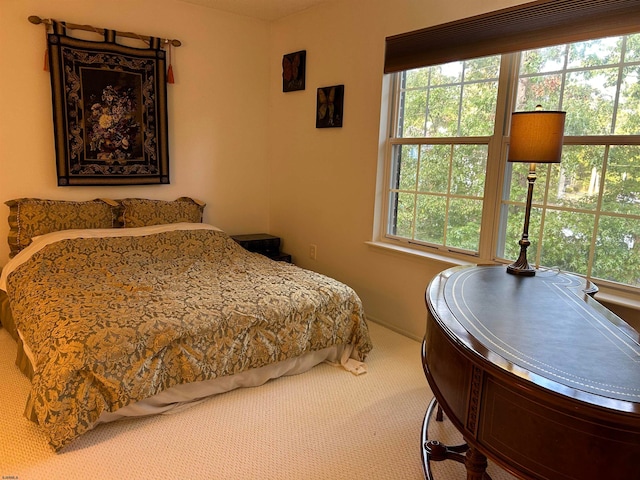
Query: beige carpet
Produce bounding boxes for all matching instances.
[0,321,517,480]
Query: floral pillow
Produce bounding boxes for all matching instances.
[118,197,206,228]
[6,198,120,258]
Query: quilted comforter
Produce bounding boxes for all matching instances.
[1,224,372,450]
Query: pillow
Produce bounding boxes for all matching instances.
[6,198,120,258]
[118,197,206,228]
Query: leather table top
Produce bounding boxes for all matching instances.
[443,266,640,403]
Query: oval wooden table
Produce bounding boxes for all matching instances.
[421,265,640,480]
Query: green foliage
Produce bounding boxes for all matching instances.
[540,210,594,275]
[391,34,640,288]
[593,216,640,286]
[415,194,446,244]
[390,142,486,251]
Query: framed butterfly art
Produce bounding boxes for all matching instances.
[316,84,344,128]
[282,50,306,92]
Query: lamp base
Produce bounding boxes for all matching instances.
[506,262,536,276]
[507,167,538,277]
[506,249,536,276]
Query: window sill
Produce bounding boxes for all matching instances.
[366,240,639,320]
[593,287,640,311]
[365,240,480,268]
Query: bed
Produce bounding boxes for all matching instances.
[0,197,372,451]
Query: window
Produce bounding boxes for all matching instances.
[386,56,501,255]
[381,33,640,291]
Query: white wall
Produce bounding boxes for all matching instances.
[267,0,530,338]
[0,0,272,262]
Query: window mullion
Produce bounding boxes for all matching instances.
[533,163,553,269]
[457,63,465,136]
[443,145,455,247]
[610,35,627,135]
[479,52,519,262]
[412,145,423,241]
[586,145,612,281]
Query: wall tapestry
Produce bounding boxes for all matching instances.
[316,85,344,128]
[282,50,306,92]
[47,22,169,185]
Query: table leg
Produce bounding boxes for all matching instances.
[421,397,492,480]
[465,447,489,480]
[421,397,469,480]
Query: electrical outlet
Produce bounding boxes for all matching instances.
[309,244,317,260]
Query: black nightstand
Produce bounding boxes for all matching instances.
[231,233,292,263]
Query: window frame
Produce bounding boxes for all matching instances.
[376,46,640,298]
[379,55,513,264]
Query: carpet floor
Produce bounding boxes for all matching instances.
[0,321,517,479]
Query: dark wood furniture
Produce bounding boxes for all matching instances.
[231,233,292,263]
[421,265,640,480]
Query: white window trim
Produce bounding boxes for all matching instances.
[372,52,640,312]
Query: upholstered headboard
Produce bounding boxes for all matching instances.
[5,197,206,258]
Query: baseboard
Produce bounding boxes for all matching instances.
[366,316,423,343]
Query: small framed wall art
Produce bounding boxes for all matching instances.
[316,85,344,128]
[282,50,306,92]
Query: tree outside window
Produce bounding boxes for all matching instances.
[385,33,640,290]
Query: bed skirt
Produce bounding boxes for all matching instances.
[3,292,366,428]
[95,343,362,426]
[9,314,365,428]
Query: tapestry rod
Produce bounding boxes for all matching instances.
[28,15,182,47]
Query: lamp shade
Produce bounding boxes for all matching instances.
[508,109,566,163]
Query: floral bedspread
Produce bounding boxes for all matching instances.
[5,226,372,451]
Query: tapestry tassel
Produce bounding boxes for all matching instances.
[167,64,175,84]
[167,43,175,84]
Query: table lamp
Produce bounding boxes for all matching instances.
[506,105,566,276]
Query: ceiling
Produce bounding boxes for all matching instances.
[177,0,335,21]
